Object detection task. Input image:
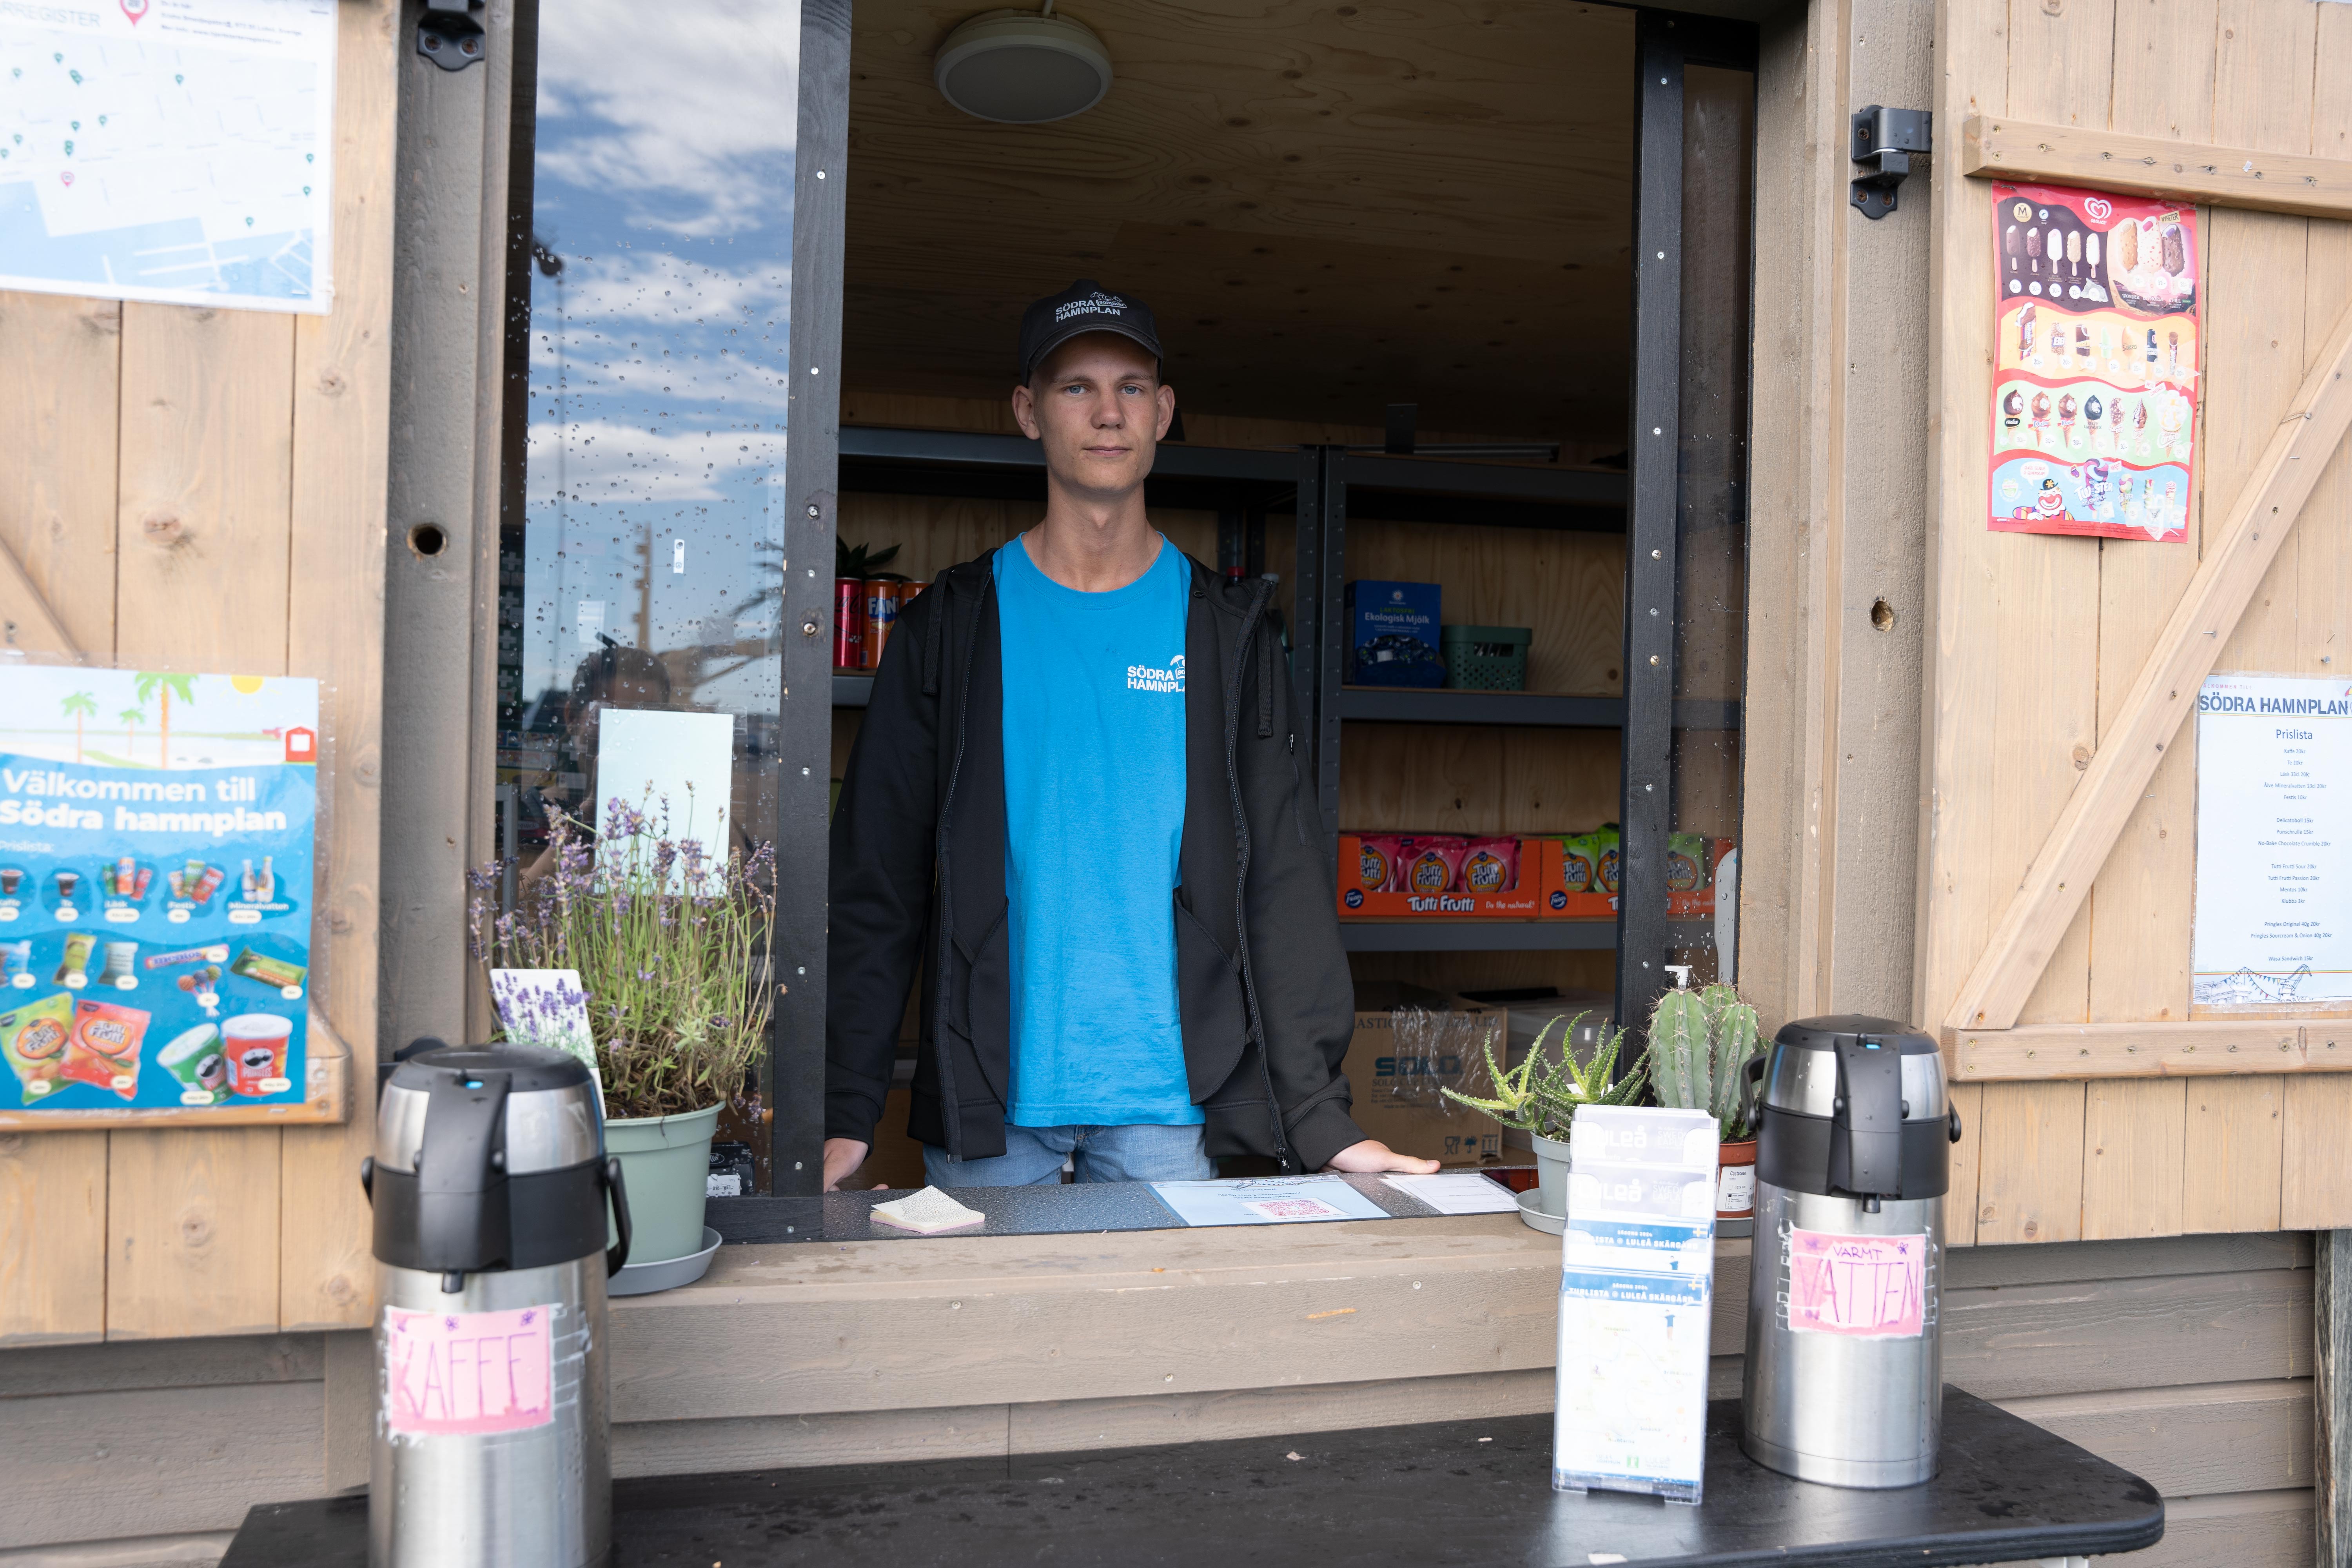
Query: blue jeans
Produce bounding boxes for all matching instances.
[924,1122,1213,1187]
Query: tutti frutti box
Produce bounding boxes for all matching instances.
[1336,835,1558,919]
[1548,836,1733,919]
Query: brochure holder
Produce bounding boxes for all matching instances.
[1553,1104,1720,1502]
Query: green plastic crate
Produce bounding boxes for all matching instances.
[1440,625,1532,690]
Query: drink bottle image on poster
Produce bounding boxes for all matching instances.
[0,668,317,1117]
[1989,181,2199,541]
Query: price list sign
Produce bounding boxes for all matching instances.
[2193,673,2352,1007]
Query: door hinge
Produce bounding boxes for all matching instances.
[418,0,486,71]
[1851,105,1931,219]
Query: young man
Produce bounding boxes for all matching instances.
[823,280,1438,1189]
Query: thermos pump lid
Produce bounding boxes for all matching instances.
[363,1042,626,1286]
[384,1041,595,1096]
[1753,1015,1954,1207]
[1769,1014,1940,1057]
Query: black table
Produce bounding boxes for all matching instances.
[220,1387,2160,1567]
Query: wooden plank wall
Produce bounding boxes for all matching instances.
[0,0,396,1346]
[1921,0,2352,1243]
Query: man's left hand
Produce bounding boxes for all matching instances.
[1323,1139,1442,1176]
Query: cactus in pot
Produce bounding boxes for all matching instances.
[1646,970,1768,1142]
[1705,986,1764,1139]
[1647,976,1712,1121]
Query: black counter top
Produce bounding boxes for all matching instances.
[707,1168,1459,1243]
[222,1386,2160,1566]
[705,1171,1756,1245]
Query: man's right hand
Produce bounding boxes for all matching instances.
[822,1138,871,1191]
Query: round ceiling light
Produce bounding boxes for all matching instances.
[934,6,1112,124]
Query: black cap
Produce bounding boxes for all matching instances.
[1017,279,1162,383]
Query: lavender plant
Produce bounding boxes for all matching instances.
[468,794,775,1120]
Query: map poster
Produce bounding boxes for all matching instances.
[0,668,318,1116]
[0,0,336,313]
[2192,673,2352,1009]
[1989,181,2200,541]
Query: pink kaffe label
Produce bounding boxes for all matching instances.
[383,1303,557,1436]
[1786,1229,1927,1338]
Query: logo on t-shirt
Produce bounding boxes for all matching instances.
[1125,653,1183,693]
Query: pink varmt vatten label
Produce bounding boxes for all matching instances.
[1786,1229,1927,1339]
[383,1304,556,1436]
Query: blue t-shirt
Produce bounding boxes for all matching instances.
[995,534,1200,1128]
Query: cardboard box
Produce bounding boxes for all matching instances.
[1343,982,1509,1166]
[1337,835,1555,919]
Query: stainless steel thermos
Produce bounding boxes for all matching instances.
[362,1042,631,1568]
[1740,1015,1960,1488]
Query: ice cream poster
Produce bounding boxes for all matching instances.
[1990,181,2200,541]
[0,668,317,1118]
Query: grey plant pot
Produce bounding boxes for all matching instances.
[605,1103,721,1267]
[1531,1131,1572,1220]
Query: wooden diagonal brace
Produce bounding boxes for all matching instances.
[1945,299,2352,1033]
[0,532,78,656]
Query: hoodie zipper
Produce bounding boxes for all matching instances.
[1220,574,1297,1172]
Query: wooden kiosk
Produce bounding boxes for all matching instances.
[1,0,2349,1561]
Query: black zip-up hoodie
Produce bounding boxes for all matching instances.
[825,548,1367,1171]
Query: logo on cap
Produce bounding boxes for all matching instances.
[1054,292,1128,324]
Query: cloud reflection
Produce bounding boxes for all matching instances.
[526,418,786,504]
[534,0,802,237]
[506,0,801,728]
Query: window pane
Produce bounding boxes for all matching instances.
[1670,63,1754,989]
[496,0,804,1180]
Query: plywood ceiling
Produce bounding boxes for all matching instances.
[844,0,1637,445]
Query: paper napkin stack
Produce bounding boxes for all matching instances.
[868,1186,986,1235]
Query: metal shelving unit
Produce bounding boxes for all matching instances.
[1340,920,1715,954]
[1295,445,1647,842]
[1288,444,1740,996]
[829,428,1740,994]
[1334,688,1741,731]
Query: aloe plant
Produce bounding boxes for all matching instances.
[1443,1013,1648,1142]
